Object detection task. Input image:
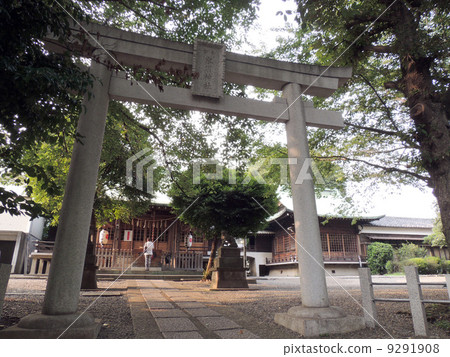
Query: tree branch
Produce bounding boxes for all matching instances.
[118,107,193,199]
[344,121,400,136]
[364,45,394,54]
[355,73,420,149]
[112,0,166,33]
[102,0,177,11]
[313,155,430,183]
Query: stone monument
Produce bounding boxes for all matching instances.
[210,235,248,290]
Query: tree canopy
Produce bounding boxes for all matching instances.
[0,0,262,224]
[168,168,279,239]
[271,0,450,244]
[0,0,92,217]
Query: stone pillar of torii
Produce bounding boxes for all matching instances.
[0,23,363,338]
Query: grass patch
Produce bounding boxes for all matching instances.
[426,304,450,335]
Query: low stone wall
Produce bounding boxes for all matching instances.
[324,264,360,276]
[268,265,299,277]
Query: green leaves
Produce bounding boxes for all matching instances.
[0,187,43,218]
[168,168,278,239]
[0,0,261,219]
[424,215,447,248]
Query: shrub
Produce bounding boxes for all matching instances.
[401,258,426,272]
[385,260,401,274]
[402,257,441,274]
[424,256,442,274]
[396,243,427,261]
[367,242,394,274]
[441,260,450,274]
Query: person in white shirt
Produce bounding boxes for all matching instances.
[143,238,154,271]
[99,228,109,247]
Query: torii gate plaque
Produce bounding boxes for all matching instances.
[1,23,364,338]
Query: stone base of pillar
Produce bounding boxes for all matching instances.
[274,306,364,337]
[0,312,101,339]
[210,268,249,290]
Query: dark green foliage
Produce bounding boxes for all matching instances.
[0,186,43,218]
[396,243,428,261]
[0,0,92,216]
[367,242,394,274]
[385,260,399,274]
[274,0,450,245]
[169,168,279,239]
[402,257,442,274]
[424,215,447,248]
[0,0,261,222]
[441,260,450,274]
[386,243,428,274]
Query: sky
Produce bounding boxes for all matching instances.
[236,0,437,219]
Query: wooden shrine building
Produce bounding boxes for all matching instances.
[94,204,208,271]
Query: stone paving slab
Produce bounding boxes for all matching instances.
[215,329,259,339]
[185,308,222,317]
[155,317,198,332]
[176,301,205,309]
[151,309,188,318]
[162,331,204,339]
[165,295,197,302]
[197,316,240,330]
[139,289,161,295]
[127,284,163,339]
[140,294,167,302]
[80,291,122,297]
[145,301,174,309]
[129,279,261,339]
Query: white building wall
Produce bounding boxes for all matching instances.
[246,252,272,277]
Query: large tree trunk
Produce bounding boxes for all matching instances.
[203,237,221,280]
[399,55,450,246]
[413,101,450,246]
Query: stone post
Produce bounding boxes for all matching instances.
[283,82,329,307]
[0,264,12,316]
[274,83,364,337]
[358,268,378,328]
[0,58,111,338]
[405,266,428,336]
[42,58,110,314]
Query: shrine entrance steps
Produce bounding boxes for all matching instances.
[97,268,202,281]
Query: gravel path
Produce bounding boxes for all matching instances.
[166,280,450,339]
[1,277,449,339]
[1,279,133,339]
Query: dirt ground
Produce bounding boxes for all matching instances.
[1,277,449,339]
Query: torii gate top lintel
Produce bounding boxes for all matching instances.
[45,22,350,129]
[45,22,352,97]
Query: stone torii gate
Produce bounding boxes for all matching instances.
[1,23,363,338]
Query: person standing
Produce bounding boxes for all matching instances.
[143,238,154,271]
[99,227,109,248]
